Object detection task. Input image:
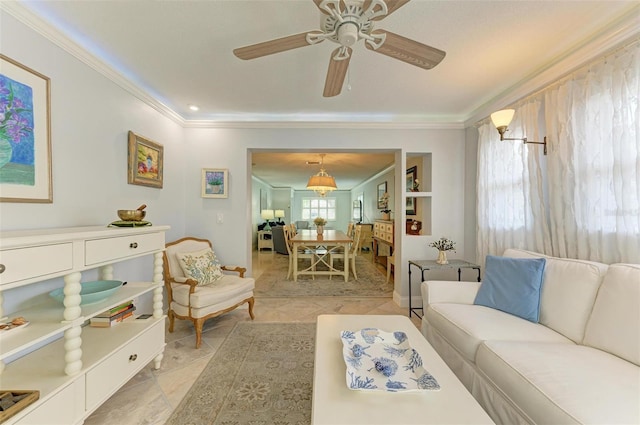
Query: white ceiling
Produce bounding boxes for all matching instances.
[9,0,639,189]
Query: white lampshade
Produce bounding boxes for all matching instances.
[274,210,285,218]
[490,109,515,129]
[261,209,274,220]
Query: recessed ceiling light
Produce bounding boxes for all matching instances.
[188,105,199,111]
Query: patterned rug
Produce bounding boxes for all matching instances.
[255,253,393,297]
[165,322,315,425]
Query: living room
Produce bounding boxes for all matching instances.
[1,1,638,424]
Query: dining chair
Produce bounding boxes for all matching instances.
[283,225,315,280]
[329,226,362,280]
[346,221,355,238]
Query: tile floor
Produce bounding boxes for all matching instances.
[84,250,418,425]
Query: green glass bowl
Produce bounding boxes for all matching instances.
[49,280,123,305]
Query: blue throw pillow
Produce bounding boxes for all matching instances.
[474,255,546,322]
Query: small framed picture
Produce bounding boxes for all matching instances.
[377,181,387,209]
[202,168,229,198]
[127,131,163,188]
[406,166,417,215]
[406,166,417,192]
[406,196,416,216]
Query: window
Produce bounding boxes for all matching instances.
[302,198,336,221]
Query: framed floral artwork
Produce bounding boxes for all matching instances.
[0,54,52,203]
[201,168,228,198]
[127,131,163,188]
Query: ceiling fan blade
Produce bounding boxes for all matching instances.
[323,47,352,97]
[234,32,316,60]
[365,29,446,70]
[363,0,411,21]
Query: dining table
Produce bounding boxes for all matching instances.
[291,229,352,282]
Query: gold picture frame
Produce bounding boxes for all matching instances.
[0,54,52,203]
[127,131,163,188]
[201,168,229,198]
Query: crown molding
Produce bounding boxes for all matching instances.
[1,2,464,130]
[2,2,186,125]
[464,5,640,127]
[183,119,465,130]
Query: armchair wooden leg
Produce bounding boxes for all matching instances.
[194,318,205,349]
[247,297,255,320]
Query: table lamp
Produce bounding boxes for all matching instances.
[261,209,275,231]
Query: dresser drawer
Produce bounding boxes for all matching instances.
[85,321,164,410]
[85,232,165,266]
[18,378,84,425]
[0,243,73,286]
[384,223,393,233]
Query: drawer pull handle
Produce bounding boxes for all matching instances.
[0,264,5,274]
[129,354,138,362]
[129,242,138,249]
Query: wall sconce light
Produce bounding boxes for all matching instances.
[261,209,274,231]
[490,109,548,155]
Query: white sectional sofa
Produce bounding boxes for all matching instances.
[420,249,640,425]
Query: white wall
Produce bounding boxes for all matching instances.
[0,12,187,313]
[182,127,469,304]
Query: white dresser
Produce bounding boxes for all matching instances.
[0,225,169,424]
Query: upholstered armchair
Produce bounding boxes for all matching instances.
[163,236,255,348]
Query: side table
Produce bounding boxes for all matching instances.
[408,259,481,319]
[258,230,273,251]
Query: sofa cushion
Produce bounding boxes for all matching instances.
[584,263,640,366]
[476,341,640,425]
[474,255,546,322]
[503,249,608,343]
[424,303,572,363]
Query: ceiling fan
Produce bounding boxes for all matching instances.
[233,0,446,97]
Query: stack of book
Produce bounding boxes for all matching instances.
[90,301,135,327]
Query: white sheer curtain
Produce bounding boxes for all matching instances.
[544,42,640,263]
[476,99,551,266]
[477,39,639,265]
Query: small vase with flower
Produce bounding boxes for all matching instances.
[429,237,456,265]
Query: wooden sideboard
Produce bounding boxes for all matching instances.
[0,225,169,424]
[372,219,394,267]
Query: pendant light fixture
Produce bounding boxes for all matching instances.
[306,154,337,197]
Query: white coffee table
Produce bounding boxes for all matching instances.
[312,314,495,425]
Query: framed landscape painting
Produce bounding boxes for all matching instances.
[202,168,228,198]
[0,54,52,203]
[127,131,163,188]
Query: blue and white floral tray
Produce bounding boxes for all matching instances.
[340,328,441,392]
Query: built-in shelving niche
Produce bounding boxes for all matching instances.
[405,153,432,236]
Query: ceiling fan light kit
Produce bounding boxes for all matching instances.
[233,0,446,97]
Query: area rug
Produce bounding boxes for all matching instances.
[255,253,393,297]
[166,322,316,425]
